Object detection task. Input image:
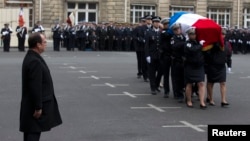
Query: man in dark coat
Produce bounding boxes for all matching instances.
[20,32,62,141]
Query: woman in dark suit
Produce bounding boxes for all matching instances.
[205,29,229,107]
[20,33,62,141]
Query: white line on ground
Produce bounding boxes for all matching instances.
[131,104,181,112]
[162,121,207,132]
[105,83,115,88]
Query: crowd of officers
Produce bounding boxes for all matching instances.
[133,15,231,109]
[51,21,136,52]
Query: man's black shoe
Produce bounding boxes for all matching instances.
[163,94,169,98]
[151,90,157,95]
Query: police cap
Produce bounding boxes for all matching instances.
[161,18,170,24]
[151,16,161,22]
[186,27,196,35]
[171,23,181,30]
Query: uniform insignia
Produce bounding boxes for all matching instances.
[171,40,174,45]
[186,43,192,48]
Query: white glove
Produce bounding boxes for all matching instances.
[146,56,151,64]
[34,28,40,32]
[199,40,205,45]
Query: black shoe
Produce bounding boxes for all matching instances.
[156,88,161,93]
[163,93,169,98]
[137,75,142,79]
[221,102,229,107]
[144,79,148,82]
[151,90,157,95]
[177,98,184,103]
[206,98,210,103]
[200,104,207,109]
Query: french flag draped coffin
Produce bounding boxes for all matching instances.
[169,12,224,51]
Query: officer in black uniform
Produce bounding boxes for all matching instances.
[138,15,152,82]
[170,23,186,102]
[107,22,116,51]
[32,21,45,33]
[133,17,146,78]
[16,24,27,51]
[51,22,61,51]
[160,18,173,98]
[99,24,107,51]
[1,23,13,52]
[145,16,162,95]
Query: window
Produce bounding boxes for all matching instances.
[243,8,250,28]
[67,3,98,24]
[130,5,156,24]
[207,8,231,27]
[169,5,194,17]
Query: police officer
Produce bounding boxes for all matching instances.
[184,27,206,109]
[51,21,61,51]
[32,21,45,33]
[145,16,162,95]
[16,24,27,51]
[1,23,13,52]
[107,22,116,51]
[138,15,152,82]
[160,18,172,98]
[134,17,146,79]
[170,23,186,102]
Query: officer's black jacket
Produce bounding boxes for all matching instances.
[160,30,172,57]
[184,39,204,66]
[145,27,161,59]
[171,34,186,62]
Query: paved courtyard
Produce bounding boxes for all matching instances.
[0,46,250,141]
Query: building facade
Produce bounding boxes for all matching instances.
[0,0,250,28]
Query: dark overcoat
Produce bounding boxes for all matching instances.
[20,50,62,132]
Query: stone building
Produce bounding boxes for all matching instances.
[0,0,250,29]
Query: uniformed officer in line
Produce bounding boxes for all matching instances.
[62,23,70,49]
[124,24,133,51]
[51,21,61,51]
[145,16,162,95]
[133,17,146,79]
[107,22,116,51]
[1,23,13,52]
[32,21,45,33]
[115,24,124,51]
[138,15,152,82]
[170,23,186,102]
[159,18,173,98]
[68,24,76,51]
[98,23,107,51]
[16,23,27,52]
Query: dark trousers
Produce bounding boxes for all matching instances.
[171,60,184,99]
[136,51,143,76]
[18,37,25,51]
[148,58,161,91]
[108,38,114,51]
[24,132,41,141]
[53,38,60,51]
[162,56,172,94]
[3,38,10,52]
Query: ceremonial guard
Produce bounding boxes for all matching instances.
[68,24,76,51]
[16,24,27,51]
[51,22,61,51]
[145,16,162,95]
[32,21,45,33]
[115,25,124,51]
[62,24,70,49]
[1,23,13,52]
[107,22,116,51]
[160,18,172,98]
[134,17,146,79]
[184,27,206,109]
[170,23,186,102]
[98,24,107,51]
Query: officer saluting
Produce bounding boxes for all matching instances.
[145,16,162,95]
[32,21,45,33]
[1,23,13,52]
